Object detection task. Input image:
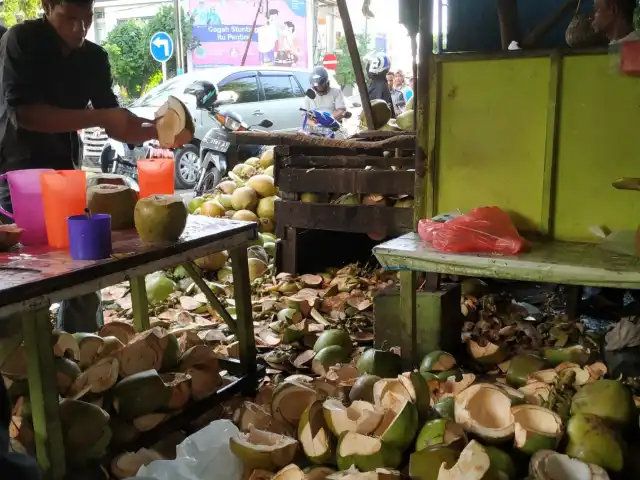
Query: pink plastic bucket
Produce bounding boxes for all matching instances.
[0,169,52,246]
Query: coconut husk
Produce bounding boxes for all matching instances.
[111,327,180,378]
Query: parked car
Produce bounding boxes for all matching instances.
[96,66,311,189]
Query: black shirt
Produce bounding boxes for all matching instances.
[368,77,395,118]
[0,18,118,173]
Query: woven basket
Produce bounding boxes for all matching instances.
[566,0,601,47]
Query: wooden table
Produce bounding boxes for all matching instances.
[0,215,259,479]
[374,233,640,366]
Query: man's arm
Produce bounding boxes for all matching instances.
[332,88,346,120]
[1,27,105,133]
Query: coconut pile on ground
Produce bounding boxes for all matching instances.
[227,334,638,480]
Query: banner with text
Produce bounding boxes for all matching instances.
[189,0,308,68]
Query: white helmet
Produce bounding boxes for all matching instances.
[368,53,390,75]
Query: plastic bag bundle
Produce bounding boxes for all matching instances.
[418,206,530,255]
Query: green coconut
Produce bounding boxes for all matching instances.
[433,397,455,421]
[264,242,276,257]
[271,379,319,427]
[506,354,547,387]
[419,351,457,375]
[570,379,635,427]
[437,440,491,480]
[356,349,402,378]
[313,346,350,374]
[359,100,392,130]
[298,401,334,464]
[454,384,515,443]
[264,165,274,177]
[200,200,226,217]
[323,399,384,437]
[134,194,188,243]
[87,184,137,230]
[55,357,81,395]
[408,445,459,480]
[111,370,172,420]
[511,405,563,456]
[484,446,517,479]
[217,266,233,282]
[565,413,624,472]
[59,399,112,466]
[393,198,413,208]
[415,419,467,452]
[229,425,298,471]
[145,272,177,305]
[372,393,419,450]
[188,196,206,213]
[349,375,382,403]
[543,345,590,366]
[314,330,353,356]
[336,432,402,471]
[395,110,414,131]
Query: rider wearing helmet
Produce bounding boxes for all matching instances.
[366,53,395,117]
[305,66,347,120]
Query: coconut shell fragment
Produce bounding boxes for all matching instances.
[437,440,490,480]
[298,401,334,464]
[529,450,610,480]
[511,404,563,455]
[454,383,515,443]
[229,425,298,471]
[336,432,402,472]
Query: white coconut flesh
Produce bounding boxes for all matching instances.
[373,378,412,407]
[111,448,163,477]
[300,403,331,458]
[437,440,490,480]
[236,425,298,453]
[323,399,383,435]
[455,384,514,439]
[555,363,591,386]
[339,432,384,457]
[519,382,552,405]
[70,357,120,397]
[372,392,407,438]
[272,382,318,426]
[530,450,610,480]
[512,405,562,447]
[274,464,306,480]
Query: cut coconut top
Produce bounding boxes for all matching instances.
[339,432,383,457]
[530,450,610,480]
[236,425,298,452]
[457,384,514,430]
[512,405,563,437]
[438,440,490,480]
[323,399,383,435]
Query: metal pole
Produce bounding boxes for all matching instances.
[242,0,263,66]
[173,0,184,74]
[161,61,167,83]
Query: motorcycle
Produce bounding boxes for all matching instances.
[300,89,351,139]
[184,81,273,197]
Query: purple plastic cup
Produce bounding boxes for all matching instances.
[67,214,112,260]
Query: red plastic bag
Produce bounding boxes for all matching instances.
[418,207,529,255]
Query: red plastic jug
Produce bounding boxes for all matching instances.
[137,158,175,198]
[40,170,87,248]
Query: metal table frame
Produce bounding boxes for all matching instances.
[0,216,259,479]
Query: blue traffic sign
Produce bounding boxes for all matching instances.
[150,31,174,63]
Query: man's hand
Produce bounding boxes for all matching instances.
[99,108,157,144]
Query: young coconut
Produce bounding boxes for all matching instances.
[356,349,402,378]
[529,450,610,480]
[322,399,384,436]
[270,379,319,428]
[298,401,334,464]
[419,350,457,375]
[565,414,624,472]
[409,445,460,480]
[229,425,298,471]
[68,357,120,398]
[570,379,635,427]
[336,432,402,471]
[511,404,563,455]
[437,440,490,480]
[371,391,419,450]
[414,418,467,452]
[237,401,292,436]
[454,383,515,443]
[134,195,188,243]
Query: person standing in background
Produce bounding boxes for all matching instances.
[367,53,395,117]
[396,71,413,102]
[387,71,405,116]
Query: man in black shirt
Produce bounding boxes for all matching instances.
[0,0,157,334]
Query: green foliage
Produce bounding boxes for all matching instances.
[334,33,371,89]
[1,0,39,27]
[103,5,199,99]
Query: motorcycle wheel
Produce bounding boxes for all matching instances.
[194,167,222,197]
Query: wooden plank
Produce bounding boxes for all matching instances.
[275,201,413,235]
[278,168,414,195]
[228,131,416,150]
[282,155,415,169]
[374,233,640,289]
[399,270,418,369]
[129,276,150,332]
[230,246,257,378]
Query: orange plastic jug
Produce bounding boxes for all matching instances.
[40,170,87,248]
[137,158,175,198]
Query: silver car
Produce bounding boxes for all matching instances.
[96,66,311,189]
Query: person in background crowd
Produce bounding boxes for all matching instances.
[306,66,346,120]
[367,53,395,117]
[387,71,405,116]
[593,0,639,43]
[398,71,413,102]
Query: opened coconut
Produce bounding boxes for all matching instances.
[231,186,258,211]
[111,369,173,419]
[322,399,383,436]
[87,184,137,230]
[249,257,269,281]
[349,375,381,403]
[409,445,459,480]
[134,195,188,243]
[437,440,490,480]
[454,383,515,443]
[257,196,277,220]
[356,349,401,378]
[229,425,298,471]
[69,357,120,397]
[155,95,194,148]
[247,175,278,198]
[179,345,222,400]
[565,414,624,472]
[112,327,179,377]
[298,401,334,464]
[511,404,563,455]
[419,350,457,374]
[59,399,112,465]
[273,464,306,480]
[414,418,467,452]
[372,392,418,450]
[336,432,402,471]
[271,379,318,427]
[529,450,610,480]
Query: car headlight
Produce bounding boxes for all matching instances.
[224,117,242,131]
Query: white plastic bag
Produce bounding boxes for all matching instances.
[136,419,243,480]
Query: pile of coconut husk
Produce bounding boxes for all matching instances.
[227,326,638,480]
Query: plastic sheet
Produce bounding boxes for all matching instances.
[418,206,529,255]
[136,419,242,480]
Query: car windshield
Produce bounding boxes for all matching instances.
[131,73,217,108]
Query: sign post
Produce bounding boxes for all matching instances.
[149,31,174,82]
[322,52,338,71]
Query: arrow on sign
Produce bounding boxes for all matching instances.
[152,37,170,57]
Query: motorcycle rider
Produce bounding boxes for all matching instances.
[305,66,346,121]
[366,53,395,117]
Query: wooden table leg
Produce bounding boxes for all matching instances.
[22,309,66,480]
[399,270,418,370]
[566,285,583,321]
[129,276,150,332]
[230,246,257,387]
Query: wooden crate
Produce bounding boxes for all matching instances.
[273,138,416,274]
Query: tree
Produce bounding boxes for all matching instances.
[334,33,371,89]
[1,0,40,27]
[103,5,199,98]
